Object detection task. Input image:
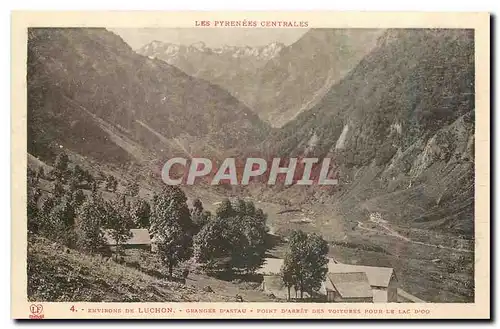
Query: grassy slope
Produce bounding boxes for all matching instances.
[27,236,274,302]
[27,155,275,303]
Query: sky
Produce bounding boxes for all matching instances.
[109,28,308,49]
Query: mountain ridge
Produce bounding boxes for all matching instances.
[138,39,286,62]
[261,28,475,237]
[136,29,384,127]
[27,28,271,167]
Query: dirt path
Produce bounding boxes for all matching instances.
[356,215,473,253]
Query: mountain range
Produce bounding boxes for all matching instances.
[138,40,285,63]
[28,27,474,237]
[262,29,475,236]
[26,27,475,302]
[137,29,384,127]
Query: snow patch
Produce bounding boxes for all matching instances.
[335,124,349,150]
[304,131,319,155]
[190,41,206,52]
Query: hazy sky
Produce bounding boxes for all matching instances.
[109,28,308,49]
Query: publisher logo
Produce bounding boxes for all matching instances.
[29,304,44,319]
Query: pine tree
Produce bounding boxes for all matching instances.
[37,195,56,235]
[302,233,329,296]
[126,181,140,197]
[105,175,118,192]
[27,187,41,233]
[90,180,98,192]
[234,198,247,215]
[105,197,133,258]
[68,176,79,193]
[70,189,85,209]
[192,198,203,213]
[131,199,151,229]
[75,193,107,253]
[47,195,76,246]
[54,152,69,173]
[40,196,55,218]
[72,164,85,182]
[190,198,210,232]
[36,166,45,182]
[245,200,256,217]
[53,180,65,198]
[215,198,234,219]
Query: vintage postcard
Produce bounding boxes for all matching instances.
[11,11,490,319]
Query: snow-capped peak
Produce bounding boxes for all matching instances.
[190,41,207,52]
[138,40,285,61]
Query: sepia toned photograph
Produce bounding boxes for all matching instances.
[11,11,490,319]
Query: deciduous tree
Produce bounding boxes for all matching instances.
[281,230,328,299]
[151,186,194,278]
[193,200,268,274]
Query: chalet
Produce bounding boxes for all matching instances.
[103,228,152,251]
[257,258,398,303]
[324,272,373,302]
[327,261,398,303]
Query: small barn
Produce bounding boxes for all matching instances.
[103,228,152,251]
[324,272,373,302]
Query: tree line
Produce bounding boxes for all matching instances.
[150,188,269,277]
[27,152,151,254]
[27,151,270,279]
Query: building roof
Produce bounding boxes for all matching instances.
[326,272,373,299]
[103,228,151,246]
[256,258,395,288]
[257,258,394,287]
[327,260,394,288]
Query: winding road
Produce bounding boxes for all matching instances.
[356,215,473,254]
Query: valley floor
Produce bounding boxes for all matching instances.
[187,186,474,303]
